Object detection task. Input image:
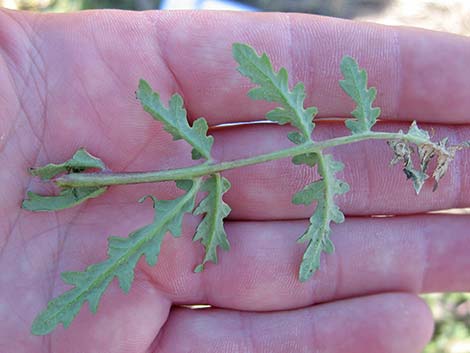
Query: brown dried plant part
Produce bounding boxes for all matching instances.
[388,138,427,194]
[418,143,435,173]
[388,140,413,166]
[388,129,470,194]
[431,138,470,191]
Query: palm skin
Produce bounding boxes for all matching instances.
[1,8,470,353]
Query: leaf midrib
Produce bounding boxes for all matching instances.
[205,174,222,261]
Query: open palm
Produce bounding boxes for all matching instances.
[1,8,470,353]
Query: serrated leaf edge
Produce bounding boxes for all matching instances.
[31,178,202,336]
[136,79,214,160]
[294,154,349,282]
[340,56,380,134]
[193,173,231,272]
[232,43,316,139]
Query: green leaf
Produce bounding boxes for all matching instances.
[292,153,318,167]
[23,148,108,211]
[406,120,430,140]
[232,43,316,139]
[340,56,380,134]
[403,164,429,194]
[287,131,307,145]
[193,174,231,272]
[293,154,349,282]
[30,148,106,180]
[22,187,107,211]
[136,79,213,160]
[31,178,202,336]
[292,180,324,205]
[288,131,317,166]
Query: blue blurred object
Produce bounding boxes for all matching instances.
[160,0,257,11]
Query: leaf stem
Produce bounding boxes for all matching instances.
[56,131,428,188]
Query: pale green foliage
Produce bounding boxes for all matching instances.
[24,42,464,336]
[136,79,214,160]
[22,187,107,211]
[30,148,106,180]
[31,179,201,335]
[289,149,349,282]
[292,155,349,281]
[287,132,318,166]
[193,174,231,272]
[407,120,431,141]
[291,151,318,167]
[30,79,227,336]
[22,148,107,211]
[232,43,316,139]
[233,43,350,282]
[340,56,380,134]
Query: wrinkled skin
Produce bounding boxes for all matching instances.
[1,9,470,353]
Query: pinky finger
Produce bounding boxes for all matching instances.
[150,293,433,353]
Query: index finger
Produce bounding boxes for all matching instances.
[139,11,470,125]
[10,9,470,128]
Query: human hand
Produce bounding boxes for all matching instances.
[1,8,469,353]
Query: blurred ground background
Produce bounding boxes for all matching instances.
[1,0,470,35]
[0,0,469,352]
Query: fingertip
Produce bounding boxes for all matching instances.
[382,293,435,352]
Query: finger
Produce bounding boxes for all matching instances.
[160,214,470,310]
[7,10,470,218]
[151,293,433,353]
[10,8,467,218]
[5,263,171,352]
[59,205,470,311]
[150,11,470,125]
[48,281,171,353]
[21,9,470,127]
[211,122,470,219]
[100,121,470,219]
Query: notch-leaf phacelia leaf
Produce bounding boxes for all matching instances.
[23,149,108,211]
[340,56,380,134]
[193,173,232,273]
[31,179,202,336]
[292,154,349,282]
[136,79,213,160]
[29,148,106,180]
[232,43,316,140]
